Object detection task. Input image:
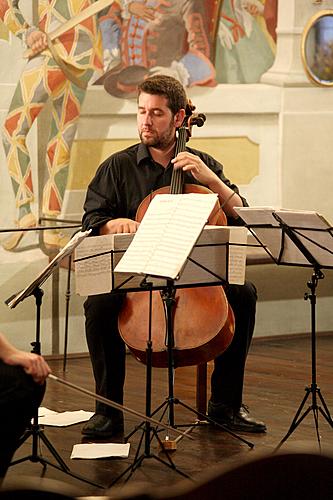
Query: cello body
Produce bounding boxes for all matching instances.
[119,286,234,368]
[118,104,235,368]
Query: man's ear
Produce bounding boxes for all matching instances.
[174,108,186,128]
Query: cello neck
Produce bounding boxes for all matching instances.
[170,127,187,194]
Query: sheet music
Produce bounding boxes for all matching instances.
[115,193,218,279]
[234,207,282,261]
[275,210,333,267]
[178,225,247,286]
[75,225,246,295]
[235,207,333,267]
[227,226,248,283]
[7,230,90,309]
[74,232,142,296]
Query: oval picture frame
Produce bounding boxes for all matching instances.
[301,9,333,87]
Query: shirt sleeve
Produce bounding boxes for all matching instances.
[82,157,120,234]
[188,147,248,226]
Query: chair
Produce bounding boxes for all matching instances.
[196,363,208,417]
[104,450,333,500]
[0,477,80,499]
[195,246,273,418]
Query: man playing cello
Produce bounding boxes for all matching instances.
[81,74,266,438]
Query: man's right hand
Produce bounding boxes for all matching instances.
[99,218,140,235]
[26,29,48,55]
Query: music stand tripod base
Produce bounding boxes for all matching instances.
[7,287,104,490]
[143,284,254,451]
[235,209,333,451]
[275,267,333,451]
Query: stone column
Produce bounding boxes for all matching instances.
[261,0,333,86]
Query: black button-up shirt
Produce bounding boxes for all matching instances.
[82,143,247,234]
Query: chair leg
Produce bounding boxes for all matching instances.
[196,363,207,418]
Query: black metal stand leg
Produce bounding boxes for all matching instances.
[110,284,191,487]
[275,269,333,452]
[63,254,72,372]
[9,286,104,490]
[158,284,254,450]
[175,399,254,448]
[109,423,191,488]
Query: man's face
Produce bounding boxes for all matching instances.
[137,92,184,150]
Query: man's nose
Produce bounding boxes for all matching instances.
[143,113,153,125]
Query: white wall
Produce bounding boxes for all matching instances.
[0,0,333,353]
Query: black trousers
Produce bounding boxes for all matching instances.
[84,281,257,416]
[0,361,45,478]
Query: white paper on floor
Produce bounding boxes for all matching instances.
[37,409,94,426]
[71,443,130,459]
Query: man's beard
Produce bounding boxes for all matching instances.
[139,122,175,150]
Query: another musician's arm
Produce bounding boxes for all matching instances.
[0,332,51,384]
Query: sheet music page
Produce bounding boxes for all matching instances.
[274,210,331,229]
[275,210,333,267]
[234,207,283,261]
[235,207,333,266]
[115,193,218,279]
[177,226,247,286]
[228,227,248,284]
[75,234,114,296]
[7,230,90,309]
[75,233,135,296]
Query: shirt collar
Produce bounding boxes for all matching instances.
[137,142,178,170]
[137,143,151,165]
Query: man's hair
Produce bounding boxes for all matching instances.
[137,75,187,115]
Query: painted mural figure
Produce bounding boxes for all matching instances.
[0,0,115,251]
[212,0,276,83]
[101,0,217,97]
[263,0,278,43]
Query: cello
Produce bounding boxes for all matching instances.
[118,102,235,368]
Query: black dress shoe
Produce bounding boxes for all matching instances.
[208,402,267,433]
[81,413,124,439]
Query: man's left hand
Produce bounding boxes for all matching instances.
[171,151,216,187]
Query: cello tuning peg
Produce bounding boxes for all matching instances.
[197,113,206,126]
[194,113,206,127]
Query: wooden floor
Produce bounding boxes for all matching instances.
[3,333,333,497]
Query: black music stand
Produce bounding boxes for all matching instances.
[140,276,253,445]
[108,281,192,487]
[236,207,333,451]
[5,230,103,489]
[75,209,255,486]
